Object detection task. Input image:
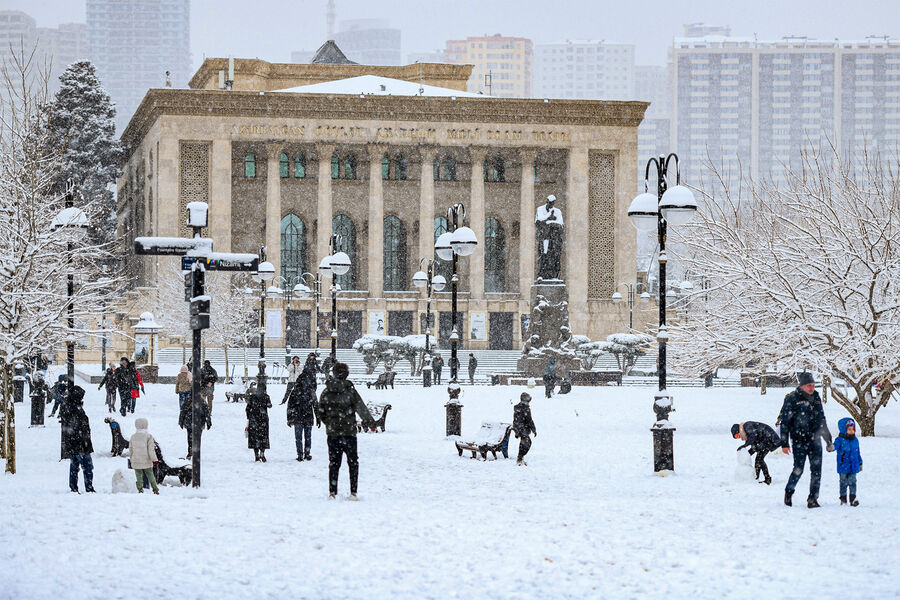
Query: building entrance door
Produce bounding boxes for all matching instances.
[337,311,362,349]
[489,312,515,350]
[285,310,311,348]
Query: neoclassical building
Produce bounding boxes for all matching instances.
[118,48,653,351]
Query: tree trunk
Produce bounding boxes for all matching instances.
[760,375,767,395]
[224,347,230,383]
[3,364,15,474]
[857,415,876,437]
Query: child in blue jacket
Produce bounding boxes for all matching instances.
[834,417,863,506]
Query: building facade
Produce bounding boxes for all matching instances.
[0,11,86,94]
[332,19,402,66]
[445,34,533,97]
[86,0,191,132]
[534,40,635,101]
[118,57,651,351]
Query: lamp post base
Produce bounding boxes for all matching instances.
[651,426,675,473]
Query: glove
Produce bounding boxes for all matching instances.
[316,420,322,428]
[141,387,145,393]
[153,461,158,467]
[826,443,834,452]
[859,465,863,472]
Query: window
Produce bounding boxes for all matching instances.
[383,216,407,291]
[331,153,339,179]
[485,156,505,182]
[433,216,450,281]
[343,154,357,180]
[279,153,289,178]
[294,153,306,178]
[433,157,440,180]
[382,156,390,180]
[280,214,305,284]
[394,155,407,180]
[484,217,506,292]
[442,156,457,181]
[332,214,356,289]
[244,153,256,178]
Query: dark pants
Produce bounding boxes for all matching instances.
[327,435,359,495]
[754,450,772,481]
[839,472,858,496]
[434,370,442,384]
[543,375,555,398]
[294,424,312,458]
[468,369,475,384]
[178,391,190,410]
[283,382,295,404]
[185,428,193,457]
[118,388,130,416]
[69,453,93,491]
[517,435,532,461]
[785,441,823,499]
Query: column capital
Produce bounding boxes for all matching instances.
[519,147,539,162]
[468,146,489,162]
[417,144,439,161]
[366,143,388,160]
[265,142,283,158]
[315,143,335,158]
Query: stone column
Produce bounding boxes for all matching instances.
[418,146,437,270]
[209,138,232,252]
[265,143,282,277]
[367,144,385,297]
[519,148,537,294]
[566,147,589,332]
[316,144,334,264]
[468,147,487,299]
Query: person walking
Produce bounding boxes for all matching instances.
[115,357,134,417]
[98,366,117,413]
[246,386,271,462]
[320,354,336,380]
[779,372,834,508]
[59,384,95,493]
[513,392,537,466]
[285,354,319,461]
[128,418,160,494]
[731,421,782,485]
[467,353,478,385]
[29,372,50,426]
[283,355,302,404]
[200,360,218,416]
[178,391,211,458]
[49,374,67,418]
[129,361,144,413]
[175,365,192,410]
[834,417,863,506]
[543,358,557,399]
[432,354,444,385]
[316,362,374,500]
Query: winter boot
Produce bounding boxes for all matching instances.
[152,489,159,495]
[840,495,847,505]
[296,457,303,462]
[807,496,821,509]
[328,493,336,500]
[254,449,260,462]
[784,491,793,506]
[85,486,96,493]
[349,493,359,501]
[260,452,267,463]
[763,475,772,485]
[849,494,859,507]
[304,453,312,461]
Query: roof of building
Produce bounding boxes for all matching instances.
[276,74,486,97]
[310,40,358,65]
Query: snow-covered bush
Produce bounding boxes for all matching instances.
[575,333,653,374]
[353,334,436,375]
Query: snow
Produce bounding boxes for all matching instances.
[275,75,487,98]
[3,376,900,598]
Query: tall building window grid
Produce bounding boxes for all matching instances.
[383,215,407,291]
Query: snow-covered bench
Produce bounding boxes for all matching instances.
[357,402,392,433]
[455,421,513,460]
[365,371,396,390]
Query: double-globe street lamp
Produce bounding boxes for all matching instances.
[296,272,324,351]
[627,153,697,473]
[433,203,477,435]
[252,247,276,395]
[611,283,649,330]
[412,258,447,385]
[318,232,351,365]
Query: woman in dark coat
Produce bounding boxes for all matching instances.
[59,385,95,493]
[246,387,272,462]
[732,421,782,485]
[287,354,319,461]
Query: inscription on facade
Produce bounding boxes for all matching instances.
[230,123,571,144]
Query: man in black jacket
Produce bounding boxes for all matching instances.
[199,360,218,415]
[513,392,537,466]
[114,357,134,417]
[59,384,95,493]
[779,372,834,508]
[467,353,477,385]
[316,362,374,500]
[731,421,781,484]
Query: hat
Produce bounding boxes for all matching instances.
[333,362,350,379]
[797,372,815,386]
[731,424,740,437]
[520,392,531,403]
[135,417,148,430]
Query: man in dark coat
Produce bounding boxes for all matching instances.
[432,354,444,385]
[513,392,537,466]
[114,357,134,417]
[178,393,211,458]
[467,353,477,385]
[59,384,95,493]
[286,353,319,461]
[246,386,271,462]
[779,372,834,508]
[731,421,781,484]
[320,354,336,379]
[200,360,218,416]
[316,362,375,499]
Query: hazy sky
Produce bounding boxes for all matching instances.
[5,0,897,66]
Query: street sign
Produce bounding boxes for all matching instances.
[134,237,212,256]
[203,253,259,272]
[181,256,201,271]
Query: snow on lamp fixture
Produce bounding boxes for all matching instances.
[434,232,454,261]
[450,226,478,256]
[612,291,623,303]
[257,261,275,282]
[186,201,209,228]
[329,251,351,276]
[318,255,333,277]
[659,185,697,226]
[431,275,446,292]
[412,270,428,288]
[627,192,660,231]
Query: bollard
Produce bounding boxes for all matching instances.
[13,363,26,404]
[422,366,432,387]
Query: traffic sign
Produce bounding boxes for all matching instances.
[181,256,201,271]
[134,236,212,256]
[203,253,259,272]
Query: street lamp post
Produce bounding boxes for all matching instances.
[628,153,698,473]
[413,258,447,385]
[435,203,477,435]
[323,233,351,362]
[296,272,322,351]
[611,283,641,330]
[253,247,276,396]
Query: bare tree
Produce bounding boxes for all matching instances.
[670,143,900,436]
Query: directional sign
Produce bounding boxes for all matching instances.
[134,237,213,256]
[181,256,201,271]
[203,253,259,272]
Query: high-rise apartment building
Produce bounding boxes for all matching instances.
[332,19,401,66]
[0,11,87,94]
[0,11,36,68]
[671,34,900,187]
[533,40,634,100]
[87,0,191,131]
[445,34,533,97]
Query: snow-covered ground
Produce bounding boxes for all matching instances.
[3,373,899,600]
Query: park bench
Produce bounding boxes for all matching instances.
[455,421,513,460]
[366,370,396,390]
[357,402,392,433]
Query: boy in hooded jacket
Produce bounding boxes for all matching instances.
[834,417,863,506]
[129,418,159,494]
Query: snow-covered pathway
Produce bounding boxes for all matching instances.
[2,378,899,599]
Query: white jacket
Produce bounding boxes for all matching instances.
[287,362,303,382]
[129,418,158,470]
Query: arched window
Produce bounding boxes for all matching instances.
[281,214,305,283]
[490,156,505,182]
[433,157,440,181]
[433,216,450,282]
[383,215,407,291]
[331,153,340,179]
[484,217,506,293]
[343,154,357,180]
[279,153,289,178]
[332,214,356,290]
[442,156,457,181]
[244,153,256,178]
[294,153,306,178]
[382,156,390,180]
[394,155,407,180]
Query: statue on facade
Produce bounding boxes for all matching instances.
[535,194,564,280]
